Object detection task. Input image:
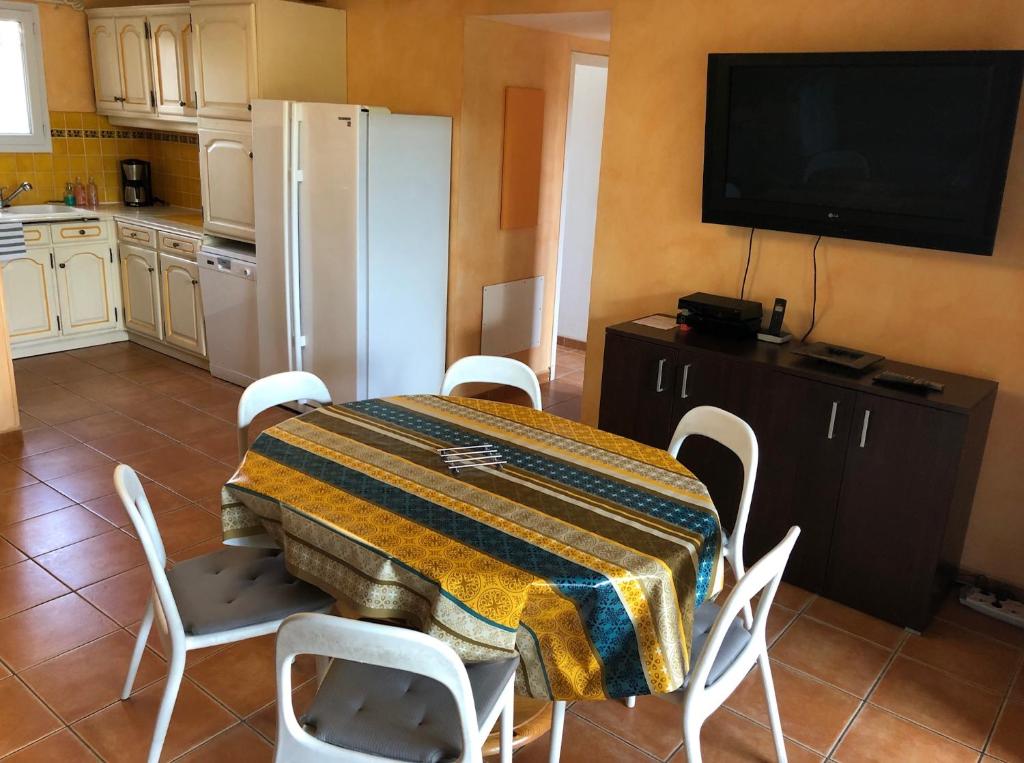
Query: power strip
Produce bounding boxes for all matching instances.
[959,585,1024,629]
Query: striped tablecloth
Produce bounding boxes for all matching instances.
[221,395,723,701]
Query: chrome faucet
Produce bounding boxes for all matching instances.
[0,182,33,208]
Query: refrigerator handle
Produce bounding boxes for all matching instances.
[287,105,306,372]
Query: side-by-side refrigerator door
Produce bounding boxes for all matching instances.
[294,102,366,403]
[366,111,452,399]
[252,100,365,403]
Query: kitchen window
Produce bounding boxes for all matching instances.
[0,1,50,152]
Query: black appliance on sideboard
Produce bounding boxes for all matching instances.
[598,318,997,631]
[701,50,1024,255]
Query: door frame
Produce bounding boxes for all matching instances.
[548,51,608,379]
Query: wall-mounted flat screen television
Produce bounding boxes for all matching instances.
[702,51,1023,255]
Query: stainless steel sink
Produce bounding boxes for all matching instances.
[0,204,99,223]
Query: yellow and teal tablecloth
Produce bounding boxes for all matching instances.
[221,395,723,701]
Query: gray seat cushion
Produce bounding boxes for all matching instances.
[167,547,334,636]
[300,655,519,762]
[683,601,752,688]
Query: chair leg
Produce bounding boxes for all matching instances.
[146,645,186,763]
[500,684,514,763]
[548,700,567,763]
[624,695,636,708]
[682,712,704,763]
[121,597,154,700]
[758,650,788,763]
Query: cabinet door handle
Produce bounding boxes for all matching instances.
[655,358,667,393]
[859,410,871,448]
[59,263,66,268]
[148,267,154,273]
[680,363,691,399]
[827,401,838,440]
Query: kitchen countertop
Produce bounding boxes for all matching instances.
[0,203,204,238]
[97,203,205,238]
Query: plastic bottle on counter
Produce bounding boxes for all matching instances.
[73,177,86,207]
[86,177,99,208]
[64,183,75,206]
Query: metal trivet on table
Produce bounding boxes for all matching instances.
[438,444,507,474]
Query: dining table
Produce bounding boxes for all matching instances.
[221,394,724,710]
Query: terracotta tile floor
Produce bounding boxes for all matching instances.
[1,342,1023,762]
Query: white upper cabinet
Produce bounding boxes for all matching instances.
[1,252,60,343]
[150,12,195,118]
[88,18,123,114]
[192,3,257,121]
[116,17,154,114]
[199,123,255,241]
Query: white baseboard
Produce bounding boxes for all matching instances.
[11,329,130,359]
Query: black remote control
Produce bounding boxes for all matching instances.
[873,371,945,393]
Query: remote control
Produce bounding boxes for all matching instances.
[873,371,945,393]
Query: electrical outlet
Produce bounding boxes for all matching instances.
[959,585,1024,630]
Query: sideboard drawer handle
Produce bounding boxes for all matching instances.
[680,363,691,399]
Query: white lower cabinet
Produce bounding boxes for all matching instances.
[54,244,119,335]
[1,250,61,342]
[120,244,162,339]
[159,252,206,357]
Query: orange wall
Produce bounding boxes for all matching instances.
[342,0,1024,589]
[36,2,95,112]
[583,0,1024,588]
[456,18,606,372]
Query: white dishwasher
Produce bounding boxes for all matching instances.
[198,237,259,387]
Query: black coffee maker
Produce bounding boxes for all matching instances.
[121,159,152,207]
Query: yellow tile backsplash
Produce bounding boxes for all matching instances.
[0,111,201,210]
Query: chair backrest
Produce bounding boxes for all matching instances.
[684,526,800,720]
[668,406,758,578]
[113,464,185,643]
[440,355,543,411]
[275,612,484,763]
[237,371,331,460]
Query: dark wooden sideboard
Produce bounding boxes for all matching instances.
[598,318,997,630]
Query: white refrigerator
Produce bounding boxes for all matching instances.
[252,101,451,403]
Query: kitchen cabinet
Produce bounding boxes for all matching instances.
[599,320,996,630]
[199,123,255,241]
[0,251,60,342]
[191,3,257,121]
[150,12,195,118]
[119,244,162,339]
[88,18,123,114]
[115,219,206,362]
[5,221,124,358]
[116,17,155,114]
[160,253,206,356]
[53,244,119,335]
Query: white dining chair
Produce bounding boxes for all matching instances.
[441,355,543,410]
[115,465,335,763]
[663,526,800,763]
[668,405,758,584]
[237,371,332,460]
[275,612,517,763]
[562,406,760,755]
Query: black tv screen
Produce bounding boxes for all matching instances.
[702,51,1023,255]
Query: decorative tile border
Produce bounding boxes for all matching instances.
[49,127,197,144]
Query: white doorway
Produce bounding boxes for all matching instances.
[550,52,608,382]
